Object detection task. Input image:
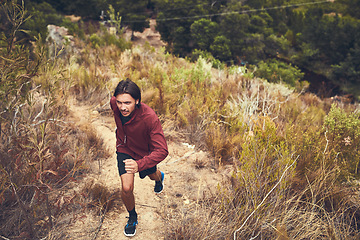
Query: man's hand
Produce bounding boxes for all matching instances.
[124,159,139,174]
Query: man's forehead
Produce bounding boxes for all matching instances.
[115,93,135,102]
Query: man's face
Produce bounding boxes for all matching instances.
[115,93,138,117]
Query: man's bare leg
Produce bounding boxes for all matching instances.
[120,173,135,211]
[149,170,164,193]
[148,169,162,181]
[121,172,138,236]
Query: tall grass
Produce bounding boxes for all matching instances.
[0,82,111,239]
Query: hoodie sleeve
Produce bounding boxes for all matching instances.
[136,116,168,172]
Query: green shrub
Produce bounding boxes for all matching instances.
[235,117,295,192]
[190,49,225,69]
[103,31,132,50]
[89,33,102,48]
[0,0,44,132]
[255,59,304,88]
[323,103,360,178]
[284,105,326,180]
[61,18,85,40]
[89,31,131,50]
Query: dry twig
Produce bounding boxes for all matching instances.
[233,155,299,240]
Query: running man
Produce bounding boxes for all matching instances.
[110,78,168,237]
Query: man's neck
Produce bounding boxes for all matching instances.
[120,112,133,125]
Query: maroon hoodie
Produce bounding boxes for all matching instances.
[110,96,168,172]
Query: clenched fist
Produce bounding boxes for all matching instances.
[124,159,139,174]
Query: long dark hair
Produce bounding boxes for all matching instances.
[114,78,141,108]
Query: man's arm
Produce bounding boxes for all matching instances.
[136,117,168,172]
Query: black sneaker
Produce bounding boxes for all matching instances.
[154,171,164,194]
[124,216,138,237]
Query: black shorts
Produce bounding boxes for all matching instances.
[116,152,157,179]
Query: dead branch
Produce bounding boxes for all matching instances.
[233,155,299,240]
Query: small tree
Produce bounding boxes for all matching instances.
[115,0,149,40]
[190,19,219,51]
[107,4,122,34]
[0,1,44,238]
[254,59,304,87]
[210,35,232,62]
[0,0,43,132]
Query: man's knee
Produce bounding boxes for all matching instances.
[120,173,134,195]
[122,184,134,195]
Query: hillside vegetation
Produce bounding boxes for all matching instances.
[19,0,360,99]
[1,1,360,239]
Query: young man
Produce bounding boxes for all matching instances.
[110,78,168,237]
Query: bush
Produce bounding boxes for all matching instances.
[61,17,85,39]
[255,59,304,88]
[323,103,360,178]
[0,0,43,134]
[190,49,225,69]
[89,31,131,50]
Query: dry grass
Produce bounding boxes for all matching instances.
[82,179,122,215]
[0,91,112,238]
[163,162,360,239]
[0,50,112,239]
[164,196,232,240]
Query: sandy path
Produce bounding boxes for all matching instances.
[66,99,226,240]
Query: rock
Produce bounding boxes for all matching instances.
[46,25,75,57]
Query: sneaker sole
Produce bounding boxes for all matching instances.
[124,229,136,237]
[155,172,164,194]
[124,221,138,237]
